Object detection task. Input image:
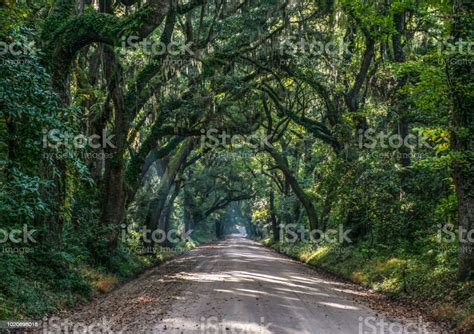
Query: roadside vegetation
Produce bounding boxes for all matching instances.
[262,239,474,332]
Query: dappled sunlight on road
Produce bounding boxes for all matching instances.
[157,237,410,334]
[40,237,427,334]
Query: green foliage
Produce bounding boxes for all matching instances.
[269,239,472,331]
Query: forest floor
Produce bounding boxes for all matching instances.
[36,237,449,333]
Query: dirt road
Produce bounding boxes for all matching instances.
[41,238,437,333]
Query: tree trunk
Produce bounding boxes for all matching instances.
[269,188,280,241]
[215,220,225,239]
[183,183,195,232]
[447,0,474,281]
[160,180,181,247]
[99,45,128,252]
[145,140,193,237]
[266,146,319,231]
[392,10,412,196]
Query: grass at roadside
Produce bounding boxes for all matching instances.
[0,240,198,321]
[262,238,474,333]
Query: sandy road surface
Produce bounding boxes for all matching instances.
[39,237,439,333]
